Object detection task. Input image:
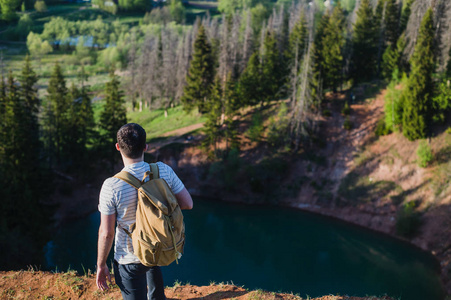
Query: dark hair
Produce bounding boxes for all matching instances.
[117,123,146,159]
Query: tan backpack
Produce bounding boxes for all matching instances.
[114,163,185,267]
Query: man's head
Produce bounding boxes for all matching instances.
[116,123,147,159]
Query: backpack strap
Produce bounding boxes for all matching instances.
[141,163,159,183]
[114,171,142,190]
[114,171,141,237]
[150,163,159,179]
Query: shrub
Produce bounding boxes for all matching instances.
[341,101,351,115]
[27,32,53,57]
[384,76,407,130]
[16,13,33,39]
[223,148,241,189]
[375,117,392,136]
[416,140,433,168]
[343,116,352,130]
[267,103,290,148]
[34,0,47,12]
[143,7,171,25]
[396,201,421,237]
[245,112,264,143]
[245,156,288,198]
[322,109,332,117]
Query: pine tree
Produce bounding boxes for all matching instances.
[374,0,385,29]
[446,46,451,79]
[239,51,263,106]
[286,15,307,70]
[223,73,240,151]
[381,33,407,81]
[0,69,50,269]
[381,44,400,80]
[374,0,400,77]
[399,0,413,34]
[384,0,400,46]
[401,9,435,141]
[351,0,377,84]
[202,76,222,152]
[100,68,127,163]
[261,30,281,105]
[19,55,39,115]
[181,25,215,113]
[238,30,282,107]
[67,84,86,163]
[43,62,70,164]
[3,71,22,179]
[67,71,94,164]
[285,15,308,102]
[18,56,40,164]
[314,13,330,83]
[0,75,7,160]
[320,2,345,92]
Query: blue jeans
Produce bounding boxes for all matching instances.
[113,260,166,300]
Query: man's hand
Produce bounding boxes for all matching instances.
[96,264,112,291]
[96,213,116,291]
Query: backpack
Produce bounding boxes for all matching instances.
[114,163,185,267]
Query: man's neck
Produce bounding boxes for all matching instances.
[121,156,144,167]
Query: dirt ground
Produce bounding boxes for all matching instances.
[0,270,394,300]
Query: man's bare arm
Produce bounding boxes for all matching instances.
[175,187,193,210]
[96,213,116,290]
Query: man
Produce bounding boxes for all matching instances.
[96,123,193,299]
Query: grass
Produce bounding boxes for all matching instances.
[127,105,206,140]
[431,160,451,197]
[353,149,373,167]
[2,48,110,99]
[338,171,403,205]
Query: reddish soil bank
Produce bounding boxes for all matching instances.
[0,270,394,300]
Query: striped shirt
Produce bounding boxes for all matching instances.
[98,161,185,265]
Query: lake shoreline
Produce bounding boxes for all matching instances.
[187,190,449,297]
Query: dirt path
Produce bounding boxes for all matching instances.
[147,123,204,154]
[161,123,204,137]
[320,92,385,196]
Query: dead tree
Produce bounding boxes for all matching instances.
[241,10,254,73]
[290,6,321,152]
[433,0,451,73]
[404,0,431,61]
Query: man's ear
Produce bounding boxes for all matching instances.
[145,144,148,152]
[115,143,120,151]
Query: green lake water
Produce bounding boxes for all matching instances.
[44,198,445,299]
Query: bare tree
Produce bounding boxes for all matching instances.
[176,28,194,103]
[376,0,387,75]
[229,13,241,76]
[218,17,230,84]
[404,0,431,61]
[433,0,451,73]
[241,10,254,72]
[125,30,138,111]
[290,6,321,152]
[161,28,181,117]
